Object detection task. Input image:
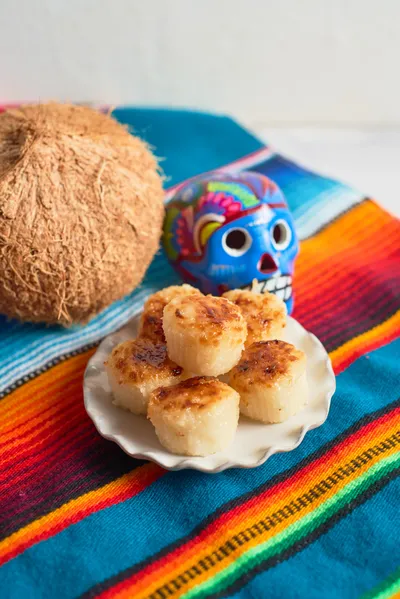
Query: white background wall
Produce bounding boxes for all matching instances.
[1,0,399,126]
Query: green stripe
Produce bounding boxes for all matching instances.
[361,566,400,599]
[207,182,259,207]
[182,452,400,599]
[373,579,400,599]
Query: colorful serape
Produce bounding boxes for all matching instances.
[0,108,399,599]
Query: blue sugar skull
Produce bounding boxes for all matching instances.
[163,170,299,313]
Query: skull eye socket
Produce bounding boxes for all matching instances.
[271,219,292,251]
[222,228,252,257]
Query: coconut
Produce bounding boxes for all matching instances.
[0,103,164,325]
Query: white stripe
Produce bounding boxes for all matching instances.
[295,188,364,239]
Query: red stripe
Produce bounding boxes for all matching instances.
[295,238,400,321]
[296,238,399,307]
[0,371,86,441]
[295,260,400,326]
[0,412,94,490]
[295,247,400,319]
[0,385,84,452]
[295,215,399,294]
[0,465,164,567]
[333,325,400,375]
[305,279,399,341]
[299,276,399,344]
[1,450,130,530]
[0,422,95,493]
[0,360,89,424]
[107,406,400,590]
[1,425,101,500]
[318,289,399,346]
[296,282,398,350]
[296,251,400,322]
[0,398,86,473]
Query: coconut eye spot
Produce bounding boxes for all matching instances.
[222,228,252,257]
[271,220,292,251]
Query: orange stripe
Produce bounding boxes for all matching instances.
[0,462,164,566]
[0,369,86,457]
[296,227,399,306]
[0,349,95,426]
[297,200,398,274]
[0,348,93,413]
[331,311,400,374]
[0,370,85,447]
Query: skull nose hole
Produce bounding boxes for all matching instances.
[258,253,278,274]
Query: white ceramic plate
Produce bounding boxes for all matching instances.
[84,315,335,472]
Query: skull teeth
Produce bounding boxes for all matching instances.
[284,286,292,300]
[275,288,285,300]
[265,279,276,291]
[240,275,292,301]
[263,275,291,293]
[276,277,286,290]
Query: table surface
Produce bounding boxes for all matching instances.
[253,127,400,218]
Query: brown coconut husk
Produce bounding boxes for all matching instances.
[0,103,164,325]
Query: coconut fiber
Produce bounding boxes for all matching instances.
[0,103,164,325]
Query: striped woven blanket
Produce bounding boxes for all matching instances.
[0,108,399,599]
